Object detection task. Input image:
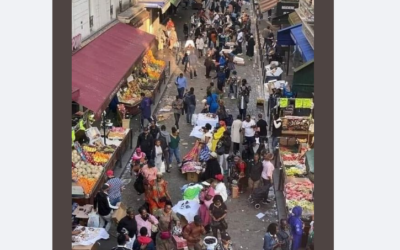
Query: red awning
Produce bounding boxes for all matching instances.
[72,23,155,118]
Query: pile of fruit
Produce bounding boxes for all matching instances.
[285,167,305,176]
[72,161,105,194]
[118,80,152,105]
[142,50,165,80]
[281,153,305,166]
[83,145,96,153]
[285,180,314,201]
[286,200,314,215]
[92,152,110,164]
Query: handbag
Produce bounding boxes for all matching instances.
[160,214,173,240]
[159,161,166,174]
[220,219,228,230]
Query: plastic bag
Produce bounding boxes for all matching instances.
[160,161,166,174]
[87,212,100,228]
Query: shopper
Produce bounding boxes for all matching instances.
[277,218,292,250]
[202,152,222,181]
[135,206,159,240]
[106,170,124,206]
[182,215,206,250]
[149,120,160,140]
[201,123,213,150]
[204,55,214,79]
[151,139,165,173]
[231,115,243,155]
[218,231,233,250]
[257,114,268,145]
[207,82,218,95]
[132,227,156,250]
[176,73,187,99]
[136,127,154,159]
[141,160,158,190]
[169,127,181,168]
[246,35,255,60]
[198,181,215,234]
[132,147,147,163]
[209,194,228,239]
[188,50,199,79]
[217,100,228,123]
[288,206,304,250]
[196,35,205,57]
[217,131,232,175]
[237,90,248,120]
[261,27,270,50]
[146,173,172,214]
[172,95,184,129]
[169,27,178,50]
[112,233,131,250]
[272,115,282,149]
[154,200,180,250]
[236,29,244,55]
[93,183,119,232]
[247,153,263,193]
[211,121,227,152]
[261,153,274,204]
[263,223,280,250]
[116,207,137,249]
[159,125,171,172]
[213,174,228,202]
[139,93,153,129]
[206,90,220,114]
[184,87,196,124]
[266,26,274,49]
[242,115,256,147]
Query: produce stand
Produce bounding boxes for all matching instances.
[72,128,133,206]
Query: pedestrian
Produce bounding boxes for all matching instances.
[169,27,178,50]
[184,87,196,124]
[287,206,304,250]
[247,153,263,193]
[202,151,222,181]
[135,206,159,241]
[93,184,119,232]
[187,50,199,79]
[213,174,228,202]
[201,123,213,150]
[206,90,220,113]
[166,18,175,30]
[261,27,269,50]
[257,113,268,145]
[132,227,156,250]
[207,82,217,95]
[149,120,160,140]
[217,100,228,123]
[246,35,255,60]
[169,127,181,168]
[277,218,292,250]
[136,127,154,159]
[242,115,256,146]
[172,95,184,129]
[141,160,158,190]
[261,153,274,204]
[198,181,215,234]
[231,115,242,155]
[209,194,228,239]
[176,73,187,99]
[211,121,227,152]
[106,170,124,206]
[183,0,189,9]
[214,66,226,93]
[237,90,248,121]
[159,125,171,173]
[233,156,247,193]
[182,215,206,250]
[116,207,138,249]
[204,55,214,79]
[266,26,274,49]
[112,233,131,250]
[151,139,165,173]
[146,173,172,214]
[263,223,281,250]
[220,0,227,13]
[236,29,244,55]
[191,13,197,29]
[196,35,205,57]
[184,23,189,40]
[154,201,180,250]
[272,115,282,149]
[139,93,153,129]
[217,130,231,174]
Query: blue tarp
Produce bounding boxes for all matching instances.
[277,24,314,63]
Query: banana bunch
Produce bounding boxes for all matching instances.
[83,145,96,153]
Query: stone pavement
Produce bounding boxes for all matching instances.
[95,2,282,249]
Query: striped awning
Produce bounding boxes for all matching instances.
[259,0,278,13]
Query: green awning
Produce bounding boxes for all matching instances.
[170,0,182,7]
[271,13,290,25]
[292,60,314,93]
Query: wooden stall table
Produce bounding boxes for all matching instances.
[72,204,93,225]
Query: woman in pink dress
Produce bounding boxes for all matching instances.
[198,180,216,234]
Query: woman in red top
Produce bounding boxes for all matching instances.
[234,156,247,193]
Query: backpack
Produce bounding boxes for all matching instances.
[184,93,192,106]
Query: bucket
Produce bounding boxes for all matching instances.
[231,185,239,199]
[203,236,218,250]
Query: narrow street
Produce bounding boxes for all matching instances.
[97,3,279,249]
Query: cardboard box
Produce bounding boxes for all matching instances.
[186,172,199,182]
[72,242,98,250]
[112,202,126,224]
[172,235,188,249]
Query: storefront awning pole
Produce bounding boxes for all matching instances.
[286,45,290,76]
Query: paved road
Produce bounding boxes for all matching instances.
[96,3,279,249]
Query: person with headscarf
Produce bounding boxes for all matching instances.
[206,90,220,113]
[201,152,222,181]
[132,147,147,164]
[211,121,227,152]
[246,34,255,60]
[212,175,228,202]
[146,173,171,214]
[169,27,178,50]
[166,18,175,30]
[198,180,215,234]
[288,206,303,250]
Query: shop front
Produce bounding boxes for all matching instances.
[71,23,157,205]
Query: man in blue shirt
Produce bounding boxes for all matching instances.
[176,73,187,99]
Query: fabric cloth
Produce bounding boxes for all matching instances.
[199,145,211,162]
[135,214,159,237]
[203,158,222,181]
[184,186,202,200]
[172,200,201,223]
[214,182,228,202]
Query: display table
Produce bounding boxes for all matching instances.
[72,205,94,219]
[196,114,219,127]
[190,126,214,139]
[72,226,109,249]
[172,200,200,223]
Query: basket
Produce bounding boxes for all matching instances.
[203,236,218,250]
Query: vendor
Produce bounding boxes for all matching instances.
[200,123,213,150]
[211,121,227,152]
[201,152,222,181]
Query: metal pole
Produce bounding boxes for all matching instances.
[286,46,290,76]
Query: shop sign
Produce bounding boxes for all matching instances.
[276,2,299,16]
[72,34,82,51]
[295,98,303,108]
[302,99,313,108]
[280,98,288,108]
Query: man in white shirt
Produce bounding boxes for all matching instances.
[196,35,205,57]
[236,29,244,55]
[241,115,256,147]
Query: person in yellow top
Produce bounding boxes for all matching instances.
[211,121,227,152]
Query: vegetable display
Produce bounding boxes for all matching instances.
[285,180,314,201]
[286,200,314,215]
[77,177,98,195]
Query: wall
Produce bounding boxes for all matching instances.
[72,0,91,39]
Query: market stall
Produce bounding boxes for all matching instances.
[72,127,133,205]
[72,225,109,250]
